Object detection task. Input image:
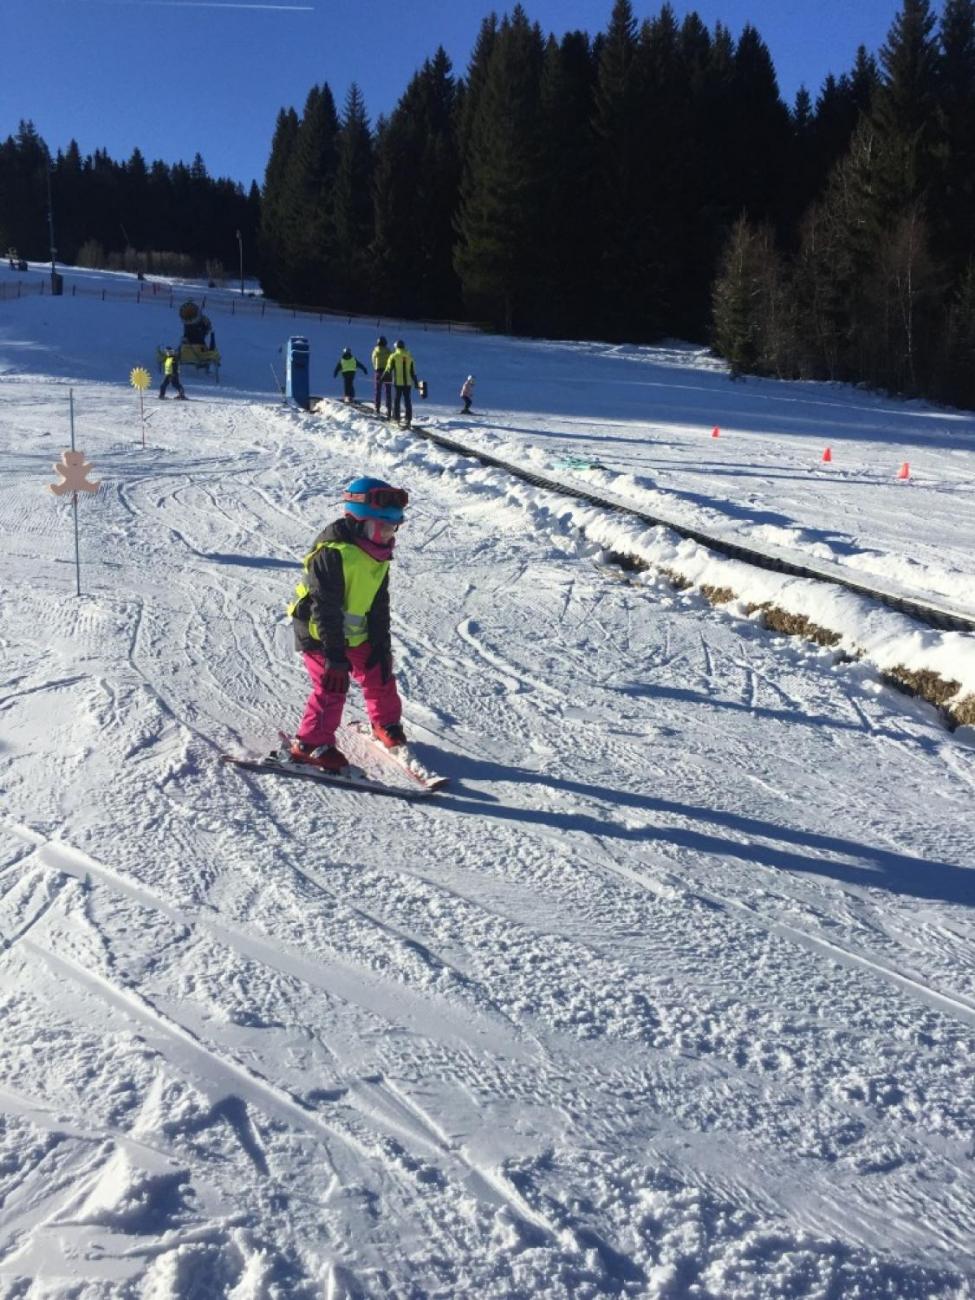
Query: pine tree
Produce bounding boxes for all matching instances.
[731,24,793,229]
[120,148,149,252]
[332,84,374,307]
[457,15,499,162]
[52,140,85,263]
[146,158,174,254]
[454,6,545,331]
[712,215,764,375]
[590,0,648,338]
[279,85,340,303]
[871,0,941,206]
[1,121,50,259]
[535,30,597,336]
[780,86,817,239]
[857,0,944,390]
[371,48,461,318]
[259,107,299,297]
[811,71,860,181]
[712,215,794,377]
[936,259,975,404]
[933,0,975,274]
[850,44,881,116]
[637,5,690,335]
[674,13,718,337]
[794,123,882,382]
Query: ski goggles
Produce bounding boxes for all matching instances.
[343,486,409,510]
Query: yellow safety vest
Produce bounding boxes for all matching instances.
[372,345,390,372]
[287,540,388,646]
[164,355,176,375]
[384,349,414,386]
[339,355,358,373]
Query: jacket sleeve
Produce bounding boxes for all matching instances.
[366,573,391,655]
[307,547,349,662]
[333,362,341,377]
[358,359,368,375]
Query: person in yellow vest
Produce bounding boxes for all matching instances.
[159,346,186,400]
[333,346,368,403]
[371,335,392,418]
[382,338,418,428]
[287,476,409,771]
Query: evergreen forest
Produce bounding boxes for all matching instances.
[0,127,260,283]
[4,0,975,408]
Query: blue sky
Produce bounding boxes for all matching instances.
[2,0,903,188]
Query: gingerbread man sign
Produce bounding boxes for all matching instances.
[49,449,100,496]
[47,412,99,596]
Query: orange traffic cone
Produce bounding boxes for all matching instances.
[711,426,720,438]
[897,461,910,480]
[822,447,832,463]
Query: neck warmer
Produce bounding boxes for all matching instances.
[354,533,395,563]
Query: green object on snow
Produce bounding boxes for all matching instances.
[553,455,606,471]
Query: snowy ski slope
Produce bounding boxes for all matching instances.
[1,264,974,1297]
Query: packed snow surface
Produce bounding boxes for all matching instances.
[1,263,974,1297]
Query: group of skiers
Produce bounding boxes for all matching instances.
[334,337,475,423]
[161,332,477,415]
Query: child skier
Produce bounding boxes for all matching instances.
[460,374,475,414]
[333,347,368,403]
[371,336,392,418]
[287,477,409,770]
[159,347,187,400]
[382,339,419,428]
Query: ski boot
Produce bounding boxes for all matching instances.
[290,740,348,770]
[371,722,406,749]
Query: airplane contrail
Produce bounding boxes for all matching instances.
[76,1,314,10]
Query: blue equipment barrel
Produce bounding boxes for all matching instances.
[286,336,310,409]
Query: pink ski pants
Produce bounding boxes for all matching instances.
[295,644,401,748]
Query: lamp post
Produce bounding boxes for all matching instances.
[46,165,58,292]
[236,228,244,296]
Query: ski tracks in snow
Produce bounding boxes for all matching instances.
[0,823,573,1290]
[2,395,975,1294]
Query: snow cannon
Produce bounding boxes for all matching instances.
[156,299,221,380]
[179,299,212,345]
[156,340,221,380]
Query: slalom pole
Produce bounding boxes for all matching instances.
[70,389,81,596]
[129,367,153,447]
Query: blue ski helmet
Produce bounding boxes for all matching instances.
[342,476,408,523]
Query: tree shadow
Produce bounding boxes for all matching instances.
[202,552,295,569]
[618,684,910,743]
[437,757,975,908]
